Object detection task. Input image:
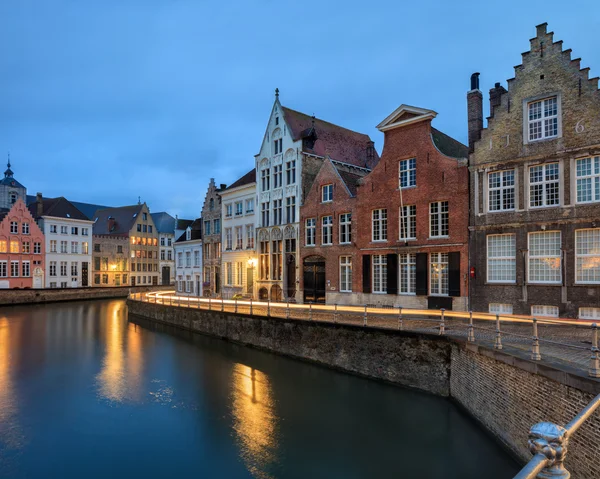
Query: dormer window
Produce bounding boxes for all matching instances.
[186,228,191,241]
[527,95,559,142]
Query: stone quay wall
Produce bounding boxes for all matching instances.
[127,300,600,477]
[0,285,172,307]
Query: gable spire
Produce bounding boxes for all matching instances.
[5,152,14,178]
[275,88,279,100]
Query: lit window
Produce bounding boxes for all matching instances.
[527,96,558,142]
[430,253,448,296]
[528,231,561,284]
[372,254,387,294]
[531,305,559,318]
[399,158,416,188]
[399,205,416,240]
[529,163,559,208]
[322,184,333,203]
[487,234,516,283]
[305,218,316,246]
[10,241,19,253]
[575,157,600,204]
[430,201,449,237]
[575,229,600,284]
[399,253,416,294]
[372,209,387,242]
[322,216,333,245]
[488,170,515,211]
[339,213,352,244]
[339,256,352,292]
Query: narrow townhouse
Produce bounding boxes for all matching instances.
[174,218,203,295]
[469,24,600,318]
[92,203,159,286]
[299,158,368,303]
[29,193,94,288]
[201,179,225,297]
[354,105,470,310]
[255,89,379,302]
[220,170,257,299]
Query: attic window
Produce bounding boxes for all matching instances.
[133,213,137,218]
[66,213,70,218]
[275,117,279,125]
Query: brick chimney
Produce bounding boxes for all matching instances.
[489,82,507,118]
[36,192,43,218]
[467,73,483,153]
[107,216,116,232]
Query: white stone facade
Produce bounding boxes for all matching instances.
[159,232,175,285]
[221,181,257,298]
[174,235,202,296]
[40,217,94,288]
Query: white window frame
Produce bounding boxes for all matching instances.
[339,213,351,244]
[579,307,600,320]
[372,209,387,242]
[575,157,600,204]
[430,253,448,296]
[524,94,560,143]
[429,201,449,238]
[399,158,416,188]
[487,170,515,212]
[529,163,560,208]
[399,253,416,295]
[489,303,513,315]
[527,231,562,284]
[322,216,333,246]
[487,234,516,284]
[305,218,316,247]
[575,229,600,284]
[322,184,333,203]
[399,205,416,241]
[225,228,233,250]
[531,305,559,318]
[372,254,387,294]
[339,256,352,293]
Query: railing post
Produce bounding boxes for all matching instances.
[209,297,212,311]
[309,302,313,321]
[363,304,367,327]
[187,295,190,308]
[590,323,600,378]
[398,306,403,330]
[286,300,290,319]
[467,310,475,342]
[531,318,541,361]
[334,303,338,323]
[250,298,253,315]
[494,313,503,350]
[170,295,173,307]
[221,297,224,312]
[439,309,445,335]
[267,299,271,317]
[235,298,238,314]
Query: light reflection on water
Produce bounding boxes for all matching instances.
[231,364,278,479]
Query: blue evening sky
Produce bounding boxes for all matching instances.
[1,1,598,219]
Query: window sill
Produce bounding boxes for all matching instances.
[526,282,562,286]
[397,239,416,242]
[528,205,560,210]
[371,240,388,244]
[486,209,515,214]
[485,282,517,285]
[339,242,352,246]
[398,293,417,296]
[428,236,449,240]
[321,243,333,247]
[397,185,417,191]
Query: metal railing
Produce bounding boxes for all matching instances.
[128,291,600,378]
[514,393,600,479]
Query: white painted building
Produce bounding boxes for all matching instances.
[29,194,94,288]
[220,170,257,299]
[174,219,203,295]
[255,90,378,301]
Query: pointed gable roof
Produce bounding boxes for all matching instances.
[281,106,379,169]
[92,204,144,235]
[175,218,202,243]
[376,105,437,132]
[151,212,176,233]
[28,196,90,221]
[224,169,256,191]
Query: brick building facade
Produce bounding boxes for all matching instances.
[354,105,470,310]
[469,24,600,318]
[299,158,368,303]
[200,178,224,297]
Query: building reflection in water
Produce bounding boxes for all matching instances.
[231,363,278,479]
[0,317,25,451]
[96,302,144,402]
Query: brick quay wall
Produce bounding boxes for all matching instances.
[127,300,600,477]
[0,285,172,307]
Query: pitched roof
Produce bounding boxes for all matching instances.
[0,176,25,188]
[26,195,108,220]
[431,128,469,159]
[281,106,379,169]
[224,169,256,191]
[175,218,202,243]
[28,197,90,221]
[151,212,176,234]
[176,218,194,231]
[0,208,9,223]
[335,167,365,197]
[92,204,144,235]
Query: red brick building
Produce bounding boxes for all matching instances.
[354,105,470,310]
[299,158,369,303]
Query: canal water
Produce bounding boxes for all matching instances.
[0,299,520,478]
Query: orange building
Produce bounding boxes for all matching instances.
[0,198,45,288]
